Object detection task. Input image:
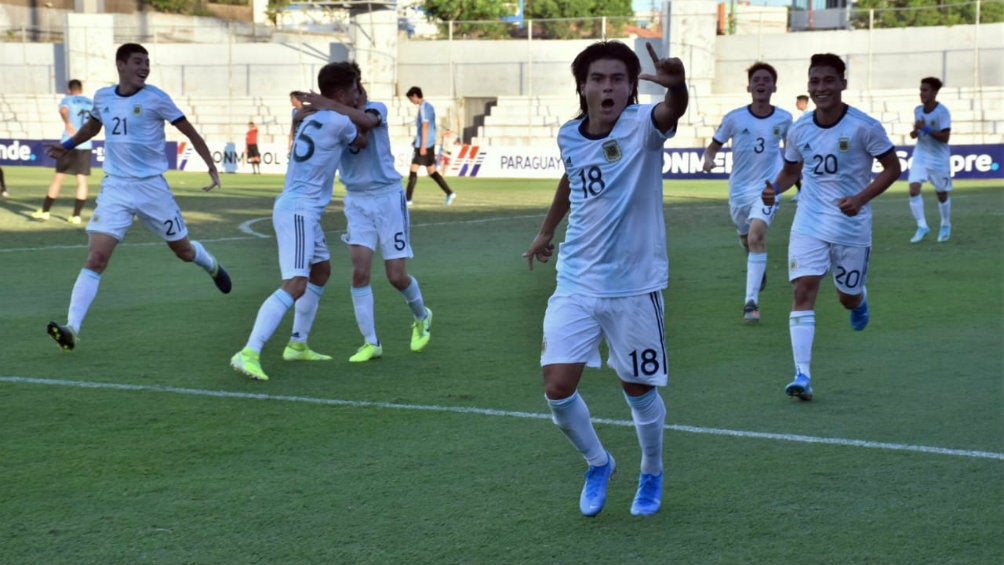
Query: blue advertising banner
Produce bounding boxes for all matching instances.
[0,139,178,169]
[672,143,1003,181]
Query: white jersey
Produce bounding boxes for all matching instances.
[712,105,792,205]
[278,110,357,211]
[339,101,403,195]
[556,104,674,297]
[784,105,895,247]
[90,84,182,178]
[912,102,951,172]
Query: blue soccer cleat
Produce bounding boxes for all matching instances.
[785,373,813,401]
[579,452,616,517]
[850,299,869,331]
[937,225,951,243]
[910,226,930,243]
[630,472,663,516]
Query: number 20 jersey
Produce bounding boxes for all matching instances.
[556,104,674,298]
[784,105,895,247]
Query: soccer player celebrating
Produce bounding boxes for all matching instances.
[524,41,687,517]
[308,69,433,362]
[702,62,792,323]
[230,63,378,381]
[907,77,953,243]
[762,53,901,401]
[44,43,230,351]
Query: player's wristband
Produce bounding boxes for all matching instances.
[920,125,933,134]
[61,139,75,150]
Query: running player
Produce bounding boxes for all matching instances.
[906,77,953,243]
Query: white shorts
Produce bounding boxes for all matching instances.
[730,196,779,236]
[541,291,668,386]
[788,232,869,295]
[908,165,953,191]
[273,207,330,280]
[341,189,413,260]
[88,175,188,242]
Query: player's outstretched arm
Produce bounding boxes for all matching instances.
[702,140,723,172]
[524,174,571,271]
[45,116,102,159]
[639,42,688,133]
[174,118,220,192]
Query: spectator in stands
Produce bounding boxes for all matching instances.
[32,79,93,224]
[762,53,901,402]
[246,121,261,174]
[43,43,231,353]
[288,90,304,152]
[229,62,378,381]
[906,77,953,243]
[523,41,688,518]
[701,62,793,324]
[404,86,455,206]
[0,166,8,197]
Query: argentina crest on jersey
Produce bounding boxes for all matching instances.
[133,104,142,116]
[838,136,850,152]
[601,139,621,163]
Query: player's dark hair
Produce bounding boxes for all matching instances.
[796,94,809,102]
[317,62,359,98]
[406,86,423,98]
[68,79,82,91]
[921,76,943,92]
[746,62,777,84]
[571,41,640,118]
[115,43,148,63]
[809,53,846,77]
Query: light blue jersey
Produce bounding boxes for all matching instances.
[913,102,951,172]
[784,105,895,247]
[340,101,402,195]
[556,104,674,297]
[278,109,358,211]
[91,84,182,178]
[414,100,437,149]
[60,94,94,150]
[712,105,791,205]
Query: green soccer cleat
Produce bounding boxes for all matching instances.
[46,321,77,351]
[230,347,269,381]
[283,341,332,361]
[349,342,383,363]
[210,262,232,294]
[410,307,433,352]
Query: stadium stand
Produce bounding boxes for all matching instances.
[2,87,1001,150]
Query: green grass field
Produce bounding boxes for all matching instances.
[1,166,1001,565]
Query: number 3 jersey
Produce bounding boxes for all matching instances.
[712,105,792,205]
[784,105,895,247]
[556,104,674,298]
[90,84,184,178]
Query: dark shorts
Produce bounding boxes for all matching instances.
[247,144,261,161]
[56,149,91,175]
[411,145,437,167]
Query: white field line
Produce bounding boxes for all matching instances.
[2,376,1001,461]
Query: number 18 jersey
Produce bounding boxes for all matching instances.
[556,104,674,297]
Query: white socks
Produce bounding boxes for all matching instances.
[290,283,324,344]
[67,268,101,333]
[746,252,767,303]
[624,388,666,475]
[400,277,427,319]
[789,310,815,379]
[909,195,928,228]
[351,285,378,344]
[546,391,608,467]
[245,289,294,353]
